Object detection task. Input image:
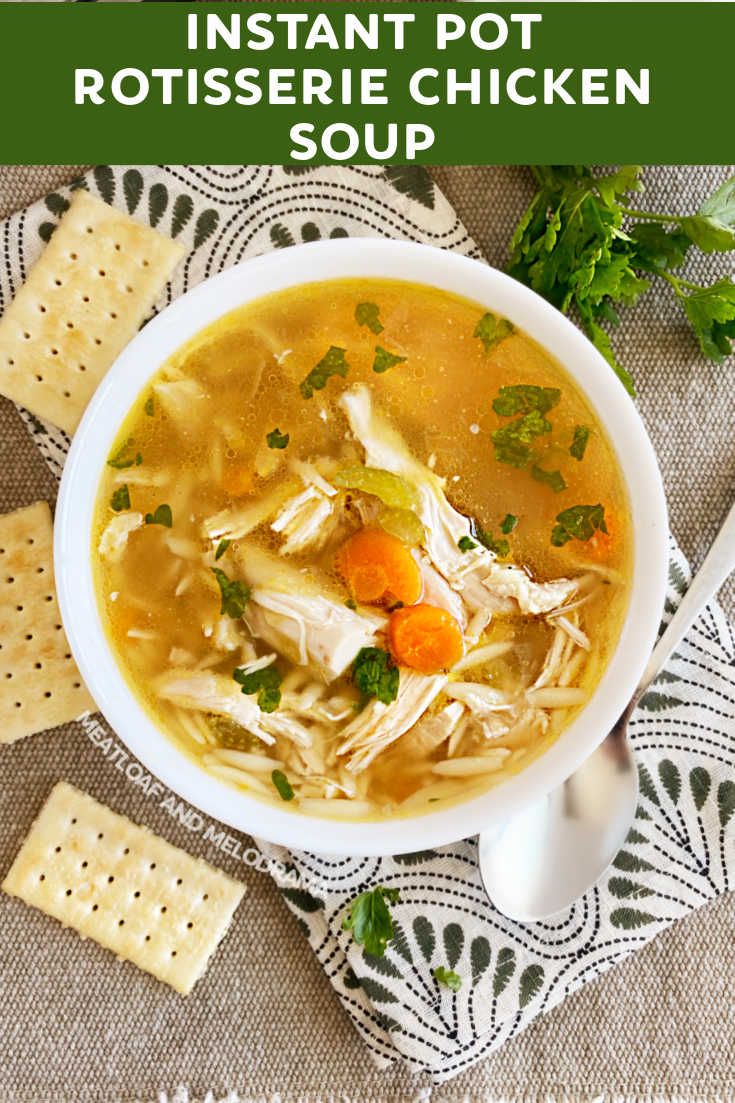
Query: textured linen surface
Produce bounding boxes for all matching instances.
[0,165,733,1103]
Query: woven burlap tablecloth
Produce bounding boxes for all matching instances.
[1,164,734,1103]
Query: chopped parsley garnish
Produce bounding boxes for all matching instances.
[342,885,400,957]
[144,395,155,416]
[352,647,399,705]
[300,345,349,398]
[476,529,510,558]
[266,427,290,450]
[551,504,608,547]
[107,438,142,469]
[214,538,231,561]
[355,301,384,335]
[372,346,407,374]
[144,503,173,527]
[212,567,250,618]
[345,597,358,611]
[492,385,561,417]
[500,513,518,534]
[531,465,567,493]
[570,425,591,461]
[271,769,294,801]
[110,485,130,512]
[474,312,514,353]
[233,663,282,713]
[458,535,477,552]
[433,966,463,992]
[492,409,552,468]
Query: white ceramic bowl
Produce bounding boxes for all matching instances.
[55,239,668,856]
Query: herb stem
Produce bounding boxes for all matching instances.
[618,205,686,224]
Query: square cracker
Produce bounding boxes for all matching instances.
[0,190,184,436]
[0,501,95,743]
[3,781,246,995]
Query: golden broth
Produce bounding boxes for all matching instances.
[93,278,631,820]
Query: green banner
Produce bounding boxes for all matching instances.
[1,1,733,164]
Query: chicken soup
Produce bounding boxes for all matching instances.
[93,278,631,820]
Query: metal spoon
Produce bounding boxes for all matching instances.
[478,494,735,922]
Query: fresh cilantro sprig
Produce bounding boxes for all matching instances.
[508,166,735,393]
[144,503,172,527]
[355,301,384,334]
[372,346,407,374]
[233,664,282,713]
[266,427,289,450]
[110,485,130,512]
[300,345,349,398]
[342,885,400,957]
[551,504,607,547]
[352,647,399,705]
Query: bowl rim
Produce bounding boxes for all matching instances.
[55,237,669,856]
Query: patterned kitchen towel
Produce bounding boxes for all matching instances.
[1,164,734,1084]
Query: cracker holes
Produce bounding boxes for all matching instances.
[38,304,47,314]
[85,226,94,235]
[98,270,106,279]
[69,252,78,262]
[54,279,63,288]
[6,359,14,367]
[22,332,31,341]
[109,311,118,320]
[66,321,74,330]
[50,348,59,357]
[35,375,43,384]
[82,295,90,303]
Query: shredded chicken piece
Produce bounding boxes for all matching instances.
[98,512,144,563]
[153,372,206,422]
[204,479,299,542]
[337,670,447,773]
[340,386,578,617]
[156,670,312,748]
[271,485,339,555]
[402,700,465,756]
[417,555,467,627]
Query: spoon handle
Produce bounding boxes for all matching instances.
[638,495,735,696]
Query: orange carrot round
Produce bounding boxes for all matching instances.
[336,528,422,607]
[388,603,464,674]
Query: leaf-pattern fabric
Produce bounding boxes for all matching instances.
[1,164,733,1084]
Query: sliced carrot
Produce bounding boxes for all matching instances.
[388,603,464,674]
[335,528,422,607]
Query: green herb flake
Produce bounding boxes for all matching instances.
[266,427,290,450]
[212,567,251,619]
[345,597,358,611]
[233,663,282,713]
[458,535,477,552]
[476,530,510,558]
[474,312,515,353]
[107,438,142,469]
[372,346,407,374]
[551,504,608,547]
[214,538,231,561]
[271,769,294,801]
[492,409,552,468]
[352,647,399,705]
[570,425,591,461]
[500,513,518,534]
[300,345,349,398]
[144,396,155,417]
[144,503,173,527]
[342,885,400,957]
[110,485,130,512]
[355,301,384,335]
[531,465,567,493]
[492,385,561,417]
[433,966,463,992]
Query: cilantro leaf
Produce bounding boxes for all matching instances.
[352,647,399,705]
[342,885,400,957]
[355,301,384,335]
[233,663,282,713]
[680,215,735,254]
[500,513,518,534]
[680,278,735,362]
[266,427,290,449]
[532,465,567,493]
[551,504,607,547]
[492,385,561,417]
[492,409,552,468]
[110,485,130,512]
[214,538,230,561]
[458,535,477,552]
[474,312,514,353]
[144,395,155,416]
[631,224,690,272]
[300,345,349,398]
[433,966,463,992]
[271,769,294,801]
[476,529,510,558]
[212,567,250,618]
[144,503,172,527]
[107,438,142,469]
[700,174,735,227]
[570,425,591,461]
[372,346,407,374]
